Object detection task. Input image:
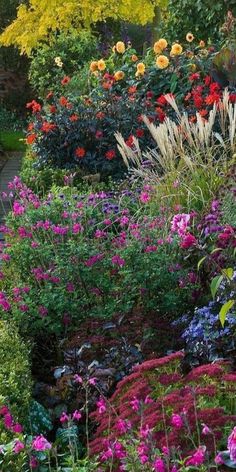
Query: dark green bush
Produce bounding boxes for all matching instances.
[0,321,32,427]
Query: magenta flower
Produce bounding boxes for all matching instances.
[115,419,131,434]
[30,456,39,469]
[96,398,106,414]
[130,396,140,412]
[4,413,13,429]
[153,457,165,472]
[171,413,183,429]
[13,201,25,216]
[13,440,24,454]
[12,423,23,434]
[140,192,151,204]
[32,435,52,451]
[72,223,83,234]
[60,412,69,423]
[38,306,48,317]
[111,255,125,267]
[88,377,97,386]
[73,410,82,421]
[139,424,151,439]
[171,213,190,235]
[180,233,197,249]
[186,446,206,466]
[215,453,224,465]
[0,405,9,416]
[74,374,83,384]
[228,426,236,461]
[202,424,211,435]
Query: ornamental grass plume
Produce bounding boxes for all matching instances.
[116,91,236,210]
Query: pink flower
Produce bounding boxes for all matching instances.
[130,397,140,412]
[120,216,129,226]
[96,398,106,414]
[202,424,211,435]
[60,412,69,423]
[144,395,153,404]
[214,453,224,465]
[72,223,83,234]
[140,192,150,204]
[140,424,151,438]
[0,405,9,416]
[115,419,131,434]
[111,255,125,267]
[4,413,13,429]
[88,377,97,386]
[39,306,48,317]
[186,446,206,466]
[73,410,82,421]
[74,374,83,384]
[180,233,197,249]
[153,457,165,472]
[12,423,23,434]
[32,435,52,451]
[171,413,183,429]
[14,440,24,454]
[171,213,190,236]
[13,201,25,216]
[228,426,236,461]
[137,442,149,463]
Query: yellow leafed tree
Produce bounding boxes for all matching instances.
[0,0,167,55]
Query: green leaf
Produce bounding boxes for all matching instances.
[219,300,235,327]
[197,256,206,270]
[222,267,234,280]
[210,275,223,299]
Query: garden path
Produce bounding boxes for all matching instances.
[0,152,23,240]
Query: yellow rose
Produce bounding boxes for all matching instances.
[131,54,138,62]
[97,59,106,71]
[170,43,183,56]
[89,61,98,72]
[114,70,125,81]
[112,45,116,53]
[156,55,169,69]
[116,41,126,54]
[199,40,205,48]
[137,62,146,74]
[154,38,168,53]
[186,32,194,42]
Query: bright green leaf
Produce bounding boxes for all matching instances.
[210,275,223,299]
[219,300,235,327]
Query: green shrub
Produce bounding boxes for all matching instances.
[28,31,98,98]
[164,0,236,43]
[0,321,32,426]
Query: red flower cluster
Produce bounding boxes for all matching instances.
[90,354,236,461]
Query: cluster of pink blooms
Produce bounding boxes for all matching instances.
[171,213,197,249]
